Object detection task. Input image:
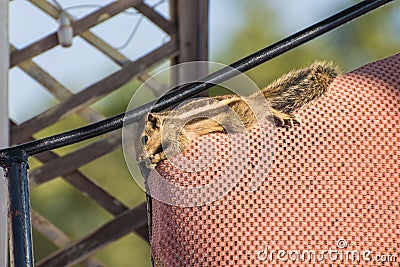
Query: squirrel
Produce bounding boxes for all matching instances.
[138,61,340,168]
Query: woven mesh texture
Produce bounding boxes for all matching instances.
[149,54,400,266]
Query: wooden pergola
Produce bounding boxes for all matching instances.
[6,0,209,266]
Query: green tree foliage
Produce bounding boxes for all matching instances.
[215,0,399,91]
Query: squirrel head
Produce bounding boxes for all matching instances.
[138,110,193,168]
[138,113,164,165]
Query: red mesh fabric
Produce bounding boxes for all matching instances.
[149,54,400,266]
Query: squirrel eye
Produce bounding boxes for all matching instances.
[141,136,149,144]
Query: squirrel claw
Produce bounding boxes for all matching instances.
[271,108,300,127]
[146,152,167,169]
[288,117,301,127]
[284,117,301,127]
[270,108,294,127]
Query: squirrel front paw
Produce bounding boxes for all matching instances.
[147,151,167,168]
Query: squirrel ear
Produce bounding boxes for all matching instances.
[147,113,161,127]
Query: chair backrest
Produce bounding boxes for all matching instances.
[149,54,400,266]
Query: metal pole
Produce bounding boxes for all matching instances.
[0,0,9,266]
[3,150,33,267]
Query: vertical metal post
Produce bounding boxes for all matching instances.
[3,150,33,267]
[176,0,209,62]
[0,0,9,266]
[171,0,209,89]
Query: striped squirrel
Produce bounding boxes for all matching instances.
[138,61,339,168]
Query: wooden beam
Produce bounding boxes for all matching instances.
[9,121,129,218]
[12,126,149,241]
[32,149,150,241]
[135,2,176,34]
[139,73,169,97]
[33,153,133,220]
[11,40,178,143]
[30,0,170,97]
[10,45,106,127]
[36,203,148,267]
[32,211,105,267]
[30,137,149,241]
[29,0,130,66]
[6,57,140,231]
[30,132,121,185]
[11,0,143,67]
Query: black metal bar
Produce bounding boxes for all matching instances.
[0,0,393,160]
[2,150,33,267]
